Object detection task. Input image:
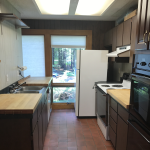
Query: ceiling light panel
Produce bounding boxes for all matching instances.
[35,0,70,15]
[75,0,115,16]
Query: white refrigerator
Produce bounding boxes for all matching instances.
[75,50,108,117]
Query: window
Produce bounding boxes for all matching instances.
[22,35,45,77]
[51,35,86,83]
[52,48,85,83]
[53,87,76,103]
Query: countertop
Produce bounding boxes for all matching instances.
[0,94,42,114]
[19,77,53,86]
[107,89,130,109]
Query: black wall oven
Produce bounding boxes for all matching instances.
[127,54,150,149]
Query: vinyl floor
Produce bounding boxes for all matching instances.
[43,109,114,150]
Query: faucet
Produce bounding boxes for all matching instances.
[15,82,26,89]
[9,82,26,93]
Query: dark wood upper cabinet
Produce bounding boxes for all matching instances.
[112,27,117,51]
[123,19,132,45]
[135,0,149,50]
[116,23,123,47]
[104,29,113,46]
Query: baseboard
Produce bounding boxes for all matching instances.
[52,103,74,109]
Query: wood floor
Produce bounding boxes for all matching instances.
[43,109,114,150]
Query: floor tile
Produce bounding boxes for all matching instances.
[43,109,115,150]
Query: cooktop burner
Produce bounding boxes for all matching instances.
[101,85,110,87]
[112,85,123,87]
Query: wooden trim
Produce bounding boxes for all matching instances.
[52,103,74,109]
[18,75,30,84]
[52,83,75,87]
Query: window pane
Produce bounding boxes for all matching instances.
[51,35,86,48]
[53,87,76,103]
[52,48,84,83]
[22,35,45,77]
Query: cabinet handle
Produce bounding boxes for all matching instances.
[148,32,150,42]
[143,30,148,45]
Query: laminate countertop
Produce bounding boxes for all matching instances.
[20,77,53,86]
[0,94,42,114]
[107,89,130,109]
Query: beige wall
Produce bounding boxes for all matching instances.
[0,0,23,90]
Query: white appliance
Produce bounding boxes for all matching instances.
[95,80,131,140]
[107,45,131,57]
[75,50,108,117]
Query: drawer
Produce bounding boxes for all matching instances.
[110,98,118,112]
[118,104,129,124]
[109,116,117,133]
[110,107,117,123]
[109,126,116,148]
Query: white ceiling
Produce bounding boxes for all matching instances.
[8,0,138,21]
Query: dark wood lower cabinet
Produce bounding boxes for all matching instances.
[0,87,50,150]
[38,113,43,150]
[116,115,128,150]
[33,124,39,150]
[109,126,116,147]
[109,96,129,150]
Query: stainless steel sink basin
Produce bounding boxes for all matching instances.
[17,86,44,91]
[14,86,45,94]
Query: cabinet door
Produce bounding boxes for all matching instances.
[38,114,43,150]
[112,27,117,61]
[33,124,39,150]
[135,0,149,50]
[104,29,112,46]
[116,23,123,47]
[123,19,132,45]
[116,116,128,150]
[108,29,113,46]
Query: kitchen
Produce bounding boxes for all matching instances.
[0,0,150,150]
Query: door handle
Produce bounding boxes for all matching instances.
[143,30,148,45]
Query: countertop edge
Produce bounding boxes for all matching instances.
[107,89,130,109]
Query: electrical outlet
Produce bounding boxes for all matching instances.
[6,74,9,82]
[17,70,20,76]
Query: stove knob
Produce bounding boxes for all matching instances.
[148,63,150,67]
[140,62,147,66]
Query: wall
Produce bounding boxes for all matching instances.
[22,19,115,50]
[0,0,21,18]
[0,0,23,90]
[107,62,132,82]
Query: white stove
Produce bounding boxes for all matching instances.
[97,80,131,93]
[96,79,131,141]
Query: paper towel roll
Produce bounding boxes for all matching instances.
[21,66,27,71]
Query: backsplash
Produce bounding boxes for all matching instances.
[107,62,132,82]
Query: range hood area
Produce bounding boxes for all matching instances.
[107,45,131,57]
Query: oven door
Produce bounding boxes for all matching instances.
[130,74,150,127]
[127,115,150,150]
[96,87,108,126]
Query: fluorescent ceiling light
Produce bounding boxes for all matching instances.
[75,0,115,16]
[35,0,70,15]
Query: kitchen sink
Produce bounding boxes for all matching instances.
[14,86,45,94]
